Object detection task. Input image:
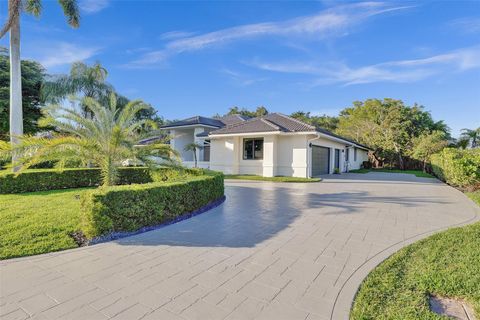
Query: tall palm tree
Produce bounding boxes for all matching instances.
[460,127,480,148]
[184,142,203,168]
[42,61,114,117]
[0,0,80,171]
[0,94,178,186]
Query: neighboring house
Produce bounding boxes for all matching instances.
[159,113,370,177]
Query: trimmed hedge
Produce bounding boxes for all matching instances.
[0,167,201,194]
[431,148,480,189]
[80,171,224,238]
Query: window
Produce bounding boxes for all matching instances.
[345,148,349,161]
[243,138,263,160]
[354,147,357,161]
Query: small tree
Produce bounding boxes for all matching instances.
[0,94,177,186]
[411,130,448,172]
[460,127,480,148]
[184,142,203,168]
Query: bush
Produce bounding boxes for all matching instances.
[0,167,200,194]
[431,148,480,190]
[80,171,224,238]
[361,161,372,169]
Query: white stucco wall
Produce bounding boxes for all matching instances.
[209,133,369,177]
[170,128,194,161]
[276,135,309,177]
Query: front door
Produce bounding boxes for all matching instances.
[334,149,340,171]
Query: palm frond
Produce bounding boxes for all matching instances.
[57,0,80,28]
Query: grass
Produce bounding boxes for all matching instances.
[0,188,91,260]
[349,168,435,178]
[351,190,480,319]
[224,174,321,182]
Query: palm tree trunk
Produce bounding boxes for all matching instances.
[9,3,22,172]
[193,149,197,168]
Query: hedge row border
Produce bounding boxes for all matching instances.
[88,195,226,245]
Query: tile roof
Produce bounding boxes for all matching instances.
[209,113,316,135]
[160,114,250,129]
[160,116,225,129]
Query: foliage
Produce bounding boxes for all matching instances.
[351,191,480,319]
[290,111,339,132]
[0,166,202,194]
[0,94,177,186]
[81,171,224,238]
[42,62,113,112]
[460,127,480,148]
[349,168,435,178]
[410,130,448,172]
[0,0,79,39]
[224,174,321,182]
[431,148,480,189]
[336,98,450,169]
[184,142,203,167]
[0,48,45,139]
[222,106,269,118]
[0,188,88,260]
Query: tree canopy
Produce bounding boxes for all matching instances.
[0,48,45,140]
[335,98,450,168]
[290,111,339,132]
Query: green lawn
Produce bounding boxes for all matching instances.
[224,174,321,182]
[351,190,480,319]
[349,168,435,178]
[0,188,90,260]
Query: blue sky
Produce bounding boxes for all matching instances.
[1,0,479,136]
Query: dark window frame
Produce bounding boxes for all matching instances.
[345,148,349,161]
[243,138,264,160]
[354,147,357,161]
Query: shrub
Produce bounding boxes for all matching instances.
[80,171,224,238]
[361,161,372,169]
[0,167,200,194]
[431,148,480,190]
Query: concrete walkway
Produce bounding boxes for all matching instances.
[1,173,479,320]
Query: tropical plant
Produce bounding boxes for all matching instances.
[184,142,203,168]
[0,0,80,171]
[290,111,339,132]
[0,94,178,186]
[42,61,113,117]
[460,127,480,148]
[410,130,448,172]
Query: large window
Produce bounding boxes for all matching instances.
[354,147,357,161]
[243,138,264,160]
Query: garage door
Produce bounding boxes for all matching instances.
[312,146,330,176]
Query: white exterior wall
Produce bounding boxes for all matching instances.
[347,147,369,170]
[276,135,309,177]
[209,137,240,174]
[170,128,194,161]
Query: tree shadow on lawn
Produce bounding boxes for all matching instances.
[115,183,452,249]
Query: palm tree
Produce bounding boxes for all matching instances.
[0,0,80,171]
[0,94,178,186]
[184,142,203,168]
[42,61,114,117]
[460,127,480,148]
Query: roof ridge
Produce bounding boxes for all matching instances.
[274,113,316,130]
[260,118,281,130]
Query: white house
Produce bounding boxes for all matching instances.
[159,113,370,178]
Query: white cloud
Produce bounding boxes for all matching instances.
[130,2,412,66]
[448,17,480,34]
[35,42,100,69]
[220,68,268,86]
[79,0,109,14]
[249,45,480,86]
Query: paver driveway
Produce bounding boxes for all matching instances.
[1,173,479,320]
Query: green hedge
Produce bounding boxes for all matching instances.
[0,167,202,194]
[431,148,480,189]
[80,171,224,238]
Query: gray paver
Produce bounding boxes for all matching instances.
[1,173,478,320]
